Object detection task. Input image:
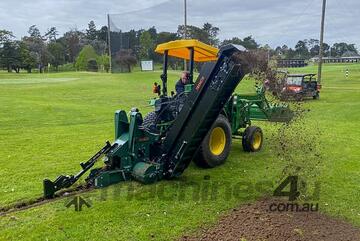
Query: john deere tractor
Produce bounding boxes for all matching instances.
[43,40,292,198]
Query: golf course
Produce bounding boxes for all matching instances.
[0,62,359,240]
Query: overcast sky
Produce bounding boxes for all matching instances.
[0,0,358,48]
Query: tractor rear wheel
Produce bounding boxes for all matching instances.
[242,126,263,152]
[193,115,232,168]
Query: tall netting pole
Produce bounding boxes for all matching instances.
[317,0,326,84]
[107,14,112,73]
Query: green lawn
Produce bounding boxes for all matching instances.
[0,64,359,240]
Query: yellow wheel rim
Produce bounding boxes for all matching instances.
[209,127,226,155]
[252,131,262,150]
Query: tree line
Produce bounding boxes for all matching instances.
[0,21,358,73]
[0,21,109,73]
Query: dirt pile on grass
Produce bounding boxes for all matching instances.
[180,198,360,241]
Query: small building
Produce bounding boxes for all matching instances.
[310,56,360,63]
[277,59,307,68]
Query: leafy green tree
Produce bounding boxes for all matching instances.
[222,36,258,49]
[303,39,330,57]
[322,43,330,57]
[44,27,58,42]
[19,41,36,73]
[153,31,179,63]
[177,24,219,46]
[126,29,140,55]
[0,29,15,46]
[28,25,42,39]
[62,29,85,62]
[202,22,219,46]
[222,37,242,46]
[114,49,137,72]
[88,39,106,55]
[306,39,319,50]
[86,21,97,41]
[156,32,178,45]
[22,25,53,72]
[84,22,106,56]
[286,48,296,59]
[4,21,360,72]
[139,31,154,60]
[148,26,157,41]
[0,29,17,71]
[240,36,259,49]
[48,42,65,70]
[331,42,359,57]
[281,45,289,52]
[97,26,108,42]
[181,25,200,39]
[275,44,297,59]
[295,40,309,58]
[309,44,320,57]
[75,45,99,71]
[0,41,21,72]
[97,54,110,72]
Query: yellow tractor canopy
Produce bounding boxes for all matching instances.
[155,39,219,62]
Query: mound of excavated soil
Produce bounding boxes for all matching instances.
[180,198,360,241]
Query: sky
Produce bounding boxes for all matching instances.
[0,0,359,48]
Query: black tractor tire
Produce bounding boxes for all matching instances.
[142,111,159,133]
[242,126,263,152]
[193,115,232,168]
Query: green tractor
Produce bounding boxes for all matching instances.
[43,40,292,198]
[150,40,292,167]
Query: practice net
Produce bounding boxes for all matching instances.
[107,0,185,73]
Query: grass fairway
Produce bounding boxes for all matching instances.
[0,64,359,240]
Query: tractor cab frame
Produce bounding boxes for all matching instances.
[155,39,219,96]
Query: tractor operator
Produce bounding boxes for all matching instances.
[175,71,190,95]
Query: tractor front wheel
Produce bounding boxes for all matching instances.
[242,126,263,152]
[194,115,232,168]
